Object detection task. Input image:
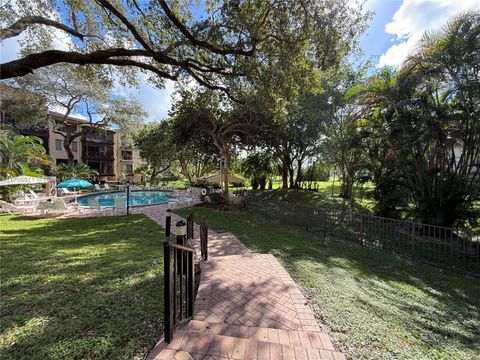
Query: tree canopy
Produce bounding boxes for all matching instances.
[0,0,368,99]
[6,64,146,164]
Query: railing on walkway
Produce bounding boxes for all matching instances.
[163,241,195,343]
[187,213,194,240]
[163,211,209,343]
[246,195,480,273]
[200,217,208,261]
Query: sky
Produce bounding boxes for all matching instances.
[1,0,479,121]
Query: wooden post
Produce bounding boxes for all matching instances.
[163,242,174,343]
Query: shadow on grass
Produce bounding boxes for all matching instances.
[176,206,480,360]
[0,214,164,360]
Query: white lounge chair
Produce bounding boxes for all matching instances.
[94,184,102,192]
[114,197,126,213]
[58,188,78,196]
[104,183,111,191]
[51,198,68,212]
[0,200,35,214]
[145,182,151,190]
[13,193,35,206]
[28,190,40,199]
[87,198,113,216]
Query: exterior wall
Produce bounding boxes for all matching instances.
[47,121,82,164]
[82,129,116,180]
[114,134,147,182]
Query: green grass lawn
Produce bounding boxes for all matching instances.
[249,185,375,211]
[0,214,164,360]
[176,206,480,360]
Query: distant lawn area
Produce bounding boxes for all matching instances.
[0,214,164,360]
[176,206,480,360]
[249,185,375,211]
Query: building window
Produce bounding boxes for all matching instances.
[55,139,63,151]
[121,164,133,175]
[121,150,133,160]
[72,141,77,152]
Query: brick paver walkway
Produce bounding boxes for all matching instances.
[136,204,345,360]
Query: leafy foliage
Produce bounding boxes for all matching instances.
[9,64,146,164]
[55,161,98,181]
[0,134,51,177]
[359,11,480,226]
[241,151,276,190]
[0,0,369,103]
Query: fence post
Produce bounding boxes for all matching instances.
[322,209,327,242]
[165,209,171,238]
[163,241,174,343]
[187,213,194,240]
[411,222,415,258]
[200,217,208,261]
[305,208,309,232]
[359,214,364,245]
[187,251,195,317]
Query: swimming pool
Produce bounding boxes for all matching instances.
[77,190,174,207]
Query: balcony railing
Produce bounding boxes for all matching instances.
[83,134,114,144]
[82,153,114,160]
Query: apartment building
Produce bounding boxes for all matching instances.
[1,109,145,182]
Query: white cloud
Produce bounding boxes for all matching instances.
[0,33,24,63]
[49,105,87,120]
[113,73,175,122]
[378,0,479,68]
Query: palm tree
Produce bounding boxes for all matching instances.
[55,162,98,181]
[241,152,276,190]
[0,134,51,177]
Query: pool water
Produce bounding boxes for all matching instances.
[77,190,174,207]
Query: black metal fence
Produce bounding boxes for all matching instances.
[200,217,208,261]
[187,213,194,240]
[246,195,480,273]
[163,241,195,343]
[163,212,210,343]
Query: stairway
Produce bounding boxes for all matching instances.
[138,206,345,360]
[148,319,345,360]
[147,253,346,360]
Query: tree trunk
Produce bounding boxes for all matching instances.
[340,174,353,202]
[259,177,267,190]
[295,158,303,187]
[281,152,290,189]
[282,163,289,189]
[221,146,230,202]
[288,165,295,188]
[63,136,75,165]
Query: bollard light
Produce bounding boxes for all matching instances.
[126,180,131,215]
[176,219,187,238]
[175,219,187,275]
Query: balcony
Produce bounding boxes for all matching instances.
[83,133,114,144]
[83,152,114,161]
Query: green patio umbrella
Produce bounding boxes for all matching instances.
[56,179,93,188]
[57,179,93,202]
